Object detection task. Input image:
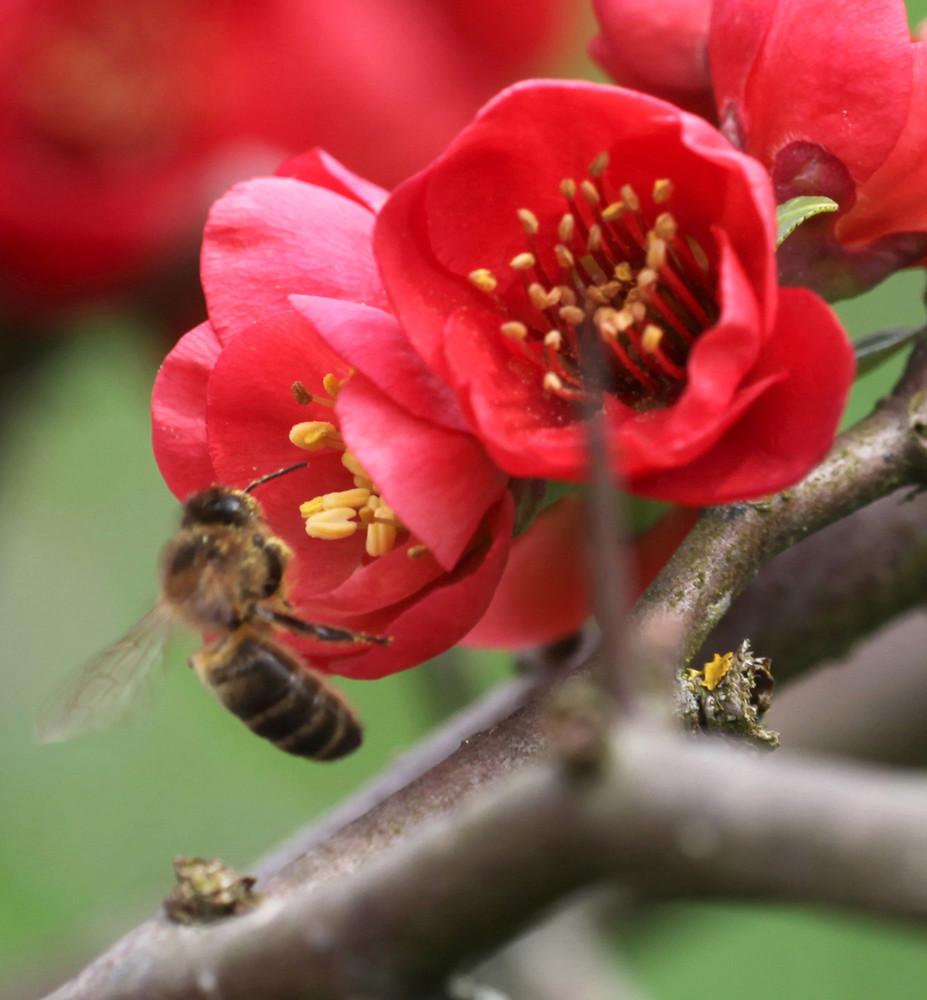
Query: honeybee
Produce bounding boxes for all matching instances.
[37,466,389,761]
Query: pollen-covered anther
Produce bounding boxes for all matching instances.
[558,213,575,242]
[543,372,565,394]
[517,208,540,235]
[468,268,498,293]
[560,178,576,200]
[544,330,563,349]
[580,179,600,204]
[614,262,632,283]
[641,325,664,354]
[620,184,640,211]
[637,267,658,290]
[365,503,400,557]
[321,488,371,510]
[589,151,610,177]
[528,282,554,310]
[654,212,677,241]
[510,252,536,272]
[559,305,585,326]
[322,373,347,399]
[646,238,667,270]
[587,224,602,252]
[341,449,374,491]
[289,421,343,451]
[555,244,575,269]
[602,201,624,223]
[304,507,360,541]
[557,285,577,307]
[501,320,529,341]
[653,179,674,203]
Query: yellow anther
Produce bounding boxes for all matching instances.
[602,201,624,222]
[646,238,667,270]
[299,497,325,518]
[614,261,633,282]
[517,208,540,235]
[615,307,635,331]
[304,507,359,541]
[641,325,663,353]
[587,224,602,252]
[289,421,341,451]
[557,285,577,306]
[560,178,576,200]
[501,321,529,341]
[654,212,677,241]
[559,305,585,326]
[510,252,536,271]
[543,372,564,393]
[322,488,371,510]
[620,184,640,211]
[528,283,551,310]
[407,544,429,559]
[558,213,575,242]
[555,244,575,269]
[580,179,600,204]
[589,151,610,177]
[637,267,658,289]
[341,449,373,486]
[323,373,347,398]
[544,330,563,349]
[587,285,610,306]
[468,268,499,293]
[628,301,647,323]
[366,520,398,557]
[653,178,674,203]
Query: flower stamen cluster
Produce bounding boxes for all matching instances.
[288,377,408,557]
[468,152,719,413]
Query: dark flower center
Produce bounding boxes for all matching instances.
[469,152,719,414]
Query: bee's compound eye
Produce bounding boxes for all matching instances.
[183,488,254,526]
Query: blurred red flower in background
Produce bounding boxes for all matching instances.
[153,151,589,676]
[0,0,584,319]
[589,0,714,120]
[375,81,854,505]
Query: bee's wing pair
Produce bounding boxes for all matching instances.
[35,605,175,744]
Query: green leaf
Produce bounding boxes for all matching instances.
[854,325,925,376]
[776,196,839,247]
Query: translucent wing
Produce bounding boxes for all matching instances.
[36,605,176,744]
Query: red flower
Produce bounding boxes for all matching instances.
[589,0,715,121]
[374,81,854,506]
[153,151,587,676]
[710,0,927,299]
[0,0,583,316]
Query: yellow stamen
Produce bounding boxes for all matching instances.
[289,421,342,451]
[304,507,359,541]
[468,268,498,293]
[510,252,536,271]
[501,321,529,341]
[589,151,610,177]
[653,178,673,203]
[560,178,577,200]
[517,208,539,235]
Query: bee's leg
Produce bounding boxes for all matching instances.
[249,605,391,646]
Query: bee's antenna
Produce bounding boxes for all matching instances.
[244,462,310,494]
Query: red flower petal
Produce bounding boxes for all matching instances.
[151,321,222,500]
[202,177,389,342]
[275,148,389,213]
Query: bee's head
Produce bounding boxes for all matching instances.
[182,486,259,528]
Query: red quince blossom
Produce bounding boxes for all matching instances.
[0,0,583,317]
[710,0,927,299]
[589,0,715,121]
[374,81,855,506]
[152,151,588,676]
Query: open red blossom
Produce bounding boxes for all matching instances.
[153,152,588,676]
[590,0,715,121]
[374,81,855,506]
[710,0,927,299]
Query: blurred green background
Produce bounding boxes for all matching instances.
[6,5,927,998]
